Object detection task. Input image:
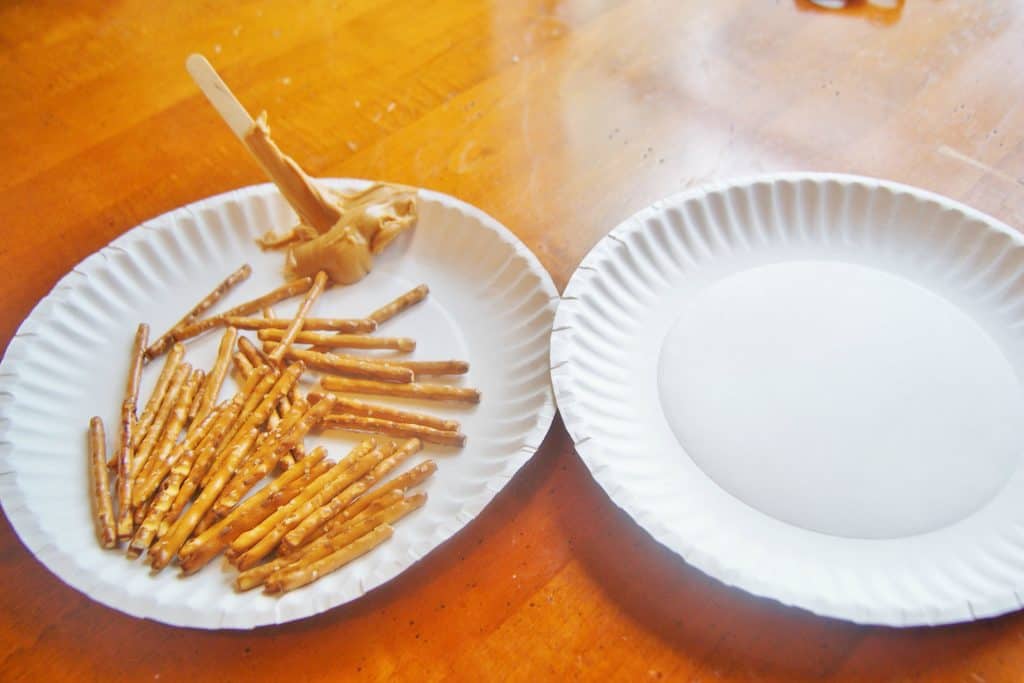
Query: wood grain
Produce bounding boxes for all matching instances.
[2,0,1024,680]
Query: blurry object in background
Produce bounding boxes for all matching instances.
[796,0,904,24]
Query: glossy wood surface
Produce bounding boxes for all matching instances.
[2,1,1024,680]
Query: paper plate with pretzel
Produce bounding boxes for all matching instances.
[0,56,557,629]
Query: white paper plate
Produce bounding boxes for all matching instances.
[0,179,557,629]
[552,173,1024,626]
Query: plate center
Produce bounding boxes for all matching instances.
[658,260,1024,539]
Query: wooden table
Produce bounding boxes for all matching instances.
[2,0,1023,680]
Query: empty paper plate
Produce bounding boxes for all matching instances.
[551,173,1024,626]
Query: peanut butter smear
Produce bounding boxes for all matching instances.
[246,113,418,284]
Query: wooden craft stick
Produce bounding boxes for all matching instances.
[88,417,117,548]
[268,270,328,364]
[225,316,376,333]
[320,376,480,403]
[145,264,252,360]
[171,277,313,344]
[368,284,428,324]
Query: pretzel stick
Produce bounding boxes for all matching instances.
[88,417,117,549]
[133,344,185,450]
[368,284,428,324]
[126,446,199,559]
[320,376,480,403]
[213,395,333,516]
[160,370,268,532]
[267,346,412,383]
[109,323,149,468]
[238,335,273,370]
[179,457,332,574]
[226,316,376,333]
[147,377,263,565]
[228,439,377,566]
[133,389,220,509]
[379,359,469,377]
[158,400,245,538]
[263,524,394,595]
[257,328,415,352]
[196,327,238,423]
[280,439,417,553]
[260,306,277,354]
[145,264,252,360]
[131,363,191,480]
[201,366,275,487]
[267,270,328,364]
[240,491,424,591]
[232,351,254,381]
[187,373,207,422]
[323,413,465,447]
[275,347,465,377]
[307,393,458,432]
[171,277,313,344]
[149,364,305,570]
[133,368,203,505]
[114,324,149,538]
[177,448,329,574]
[195,364,304,529]
[314,460,437,544]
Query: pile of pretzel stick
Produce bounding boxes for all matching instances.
[86,264,478,594]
